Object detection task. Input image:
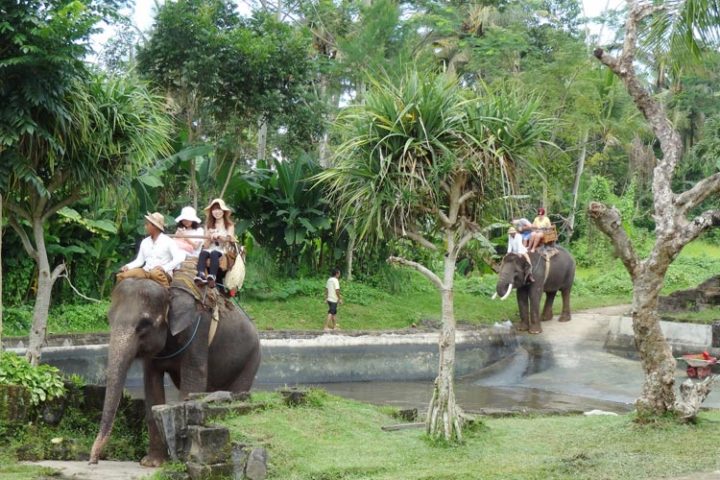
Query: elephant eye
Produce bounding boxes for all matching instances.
[136,316,153,334]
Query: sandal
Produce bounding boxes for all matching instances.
[194,273,207,286]
[207,274,216,289]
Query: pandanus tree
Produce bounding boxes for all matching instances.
[0,0,171,365]
[589,0,720,420]
[317,70,548,442]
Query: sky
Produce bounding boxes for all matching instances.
[127,0,625,35]
[90,0,625,60]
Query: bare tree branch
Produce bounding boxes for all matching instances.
[8,217,38,260]
[456,230,476,254]
[587,202,639,278]
[593,2,682,230]
[673,210,720,248]
[457,191,474,206]
[675,173,720,214]
[438,209,452,228]
[41,193,82,223]
[394,226,438,251]
[50,263,67,284]
[388,255,443,290]
[5,201,30,221]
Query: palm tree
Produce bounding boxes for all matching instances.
[2,75,171,365]
[317,69,548,442]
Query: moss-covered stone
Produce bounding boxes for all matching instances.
[0,384,31,424]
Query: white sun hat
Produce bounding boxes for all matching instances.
[175,206,202,224]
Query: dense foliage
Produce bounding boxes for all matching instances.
[0,352,65,405]
[3,0,720,333]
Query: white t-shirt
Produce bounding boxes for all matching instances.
[507,233,527,255]
[326,276,340,303]
[125,233,186,274]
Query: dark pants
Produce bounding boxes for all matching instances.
[327,301,338,315]
[198,250,223,277]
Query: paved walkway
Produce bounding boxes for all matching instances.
[25,460,156,479]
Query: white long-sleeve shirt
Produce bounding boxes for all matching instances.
[507,233,527,255]
[125,233,186,274]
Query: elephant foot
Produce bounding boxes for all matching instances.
[515,323,529,332]
[559,315,571,323]
[140,454,167,468]
[542,315,553,322]
[529,329,542,334]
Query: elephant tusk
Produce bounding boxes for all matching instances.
[491,292,498,300]
[500,283,513,301]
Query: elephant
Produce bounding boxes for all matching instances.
[494,246,575,334]
[89,277,261,466]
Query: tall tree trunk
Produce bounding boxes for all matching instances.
[187,112,198,209]
[632,268,677,417]
[26,215,65,366]
[345,228,355,281]
[587,2,720,418]
[0,193,3,350]
[219,155,239,199]
[426,249,462,442]
[567,129,589,236]
[257,118,269,168]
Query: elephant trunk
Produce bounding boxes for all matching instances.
[89,332,136,464]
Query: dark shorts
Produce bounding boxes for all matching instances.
[327,301,338,315]
[521,231,532,241]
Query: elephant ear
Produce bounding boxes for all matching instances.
[168,292,199,336]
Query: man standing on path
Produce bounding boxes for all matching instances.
[324,268,342,331]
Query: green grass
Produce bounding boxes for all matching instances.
[661,306,720,324]
[7,239,720,337]
[219,390,720,480]
[0,454,55,480]
[240,286,628,332]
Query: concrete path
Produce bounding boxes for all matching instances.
[25,460,157,479]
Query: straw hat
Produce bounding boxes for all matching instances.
[144,212,166,232]
[203,198,232,212]
[175,206,201,224]
[508,227,517,234]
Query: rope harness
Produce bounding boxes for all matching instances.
[530,246,558,283]
[153,261,214,360]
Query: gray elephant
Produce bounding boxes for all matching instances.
[89,277,261,465]
[494,246,575,334]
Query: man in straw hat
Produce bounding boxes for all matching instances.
[117,212,187,288]
[507,226,534,283]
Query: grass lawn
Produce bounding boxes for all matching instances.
[212,390,720,480]
[240,288,629,332]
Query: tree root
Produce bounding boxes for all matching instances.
[672,376,715,422]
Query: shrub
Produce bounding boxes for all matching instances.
[0,353,65,405]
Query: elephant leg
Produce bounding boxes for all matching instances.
[179,348,209,399]
[141,360,168,467]
[529,287,543,334]
[559,287,572,322]
[542,291,557,322]
[178,314,211,399]
[517,289,530,331]
[224,347,261,393]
